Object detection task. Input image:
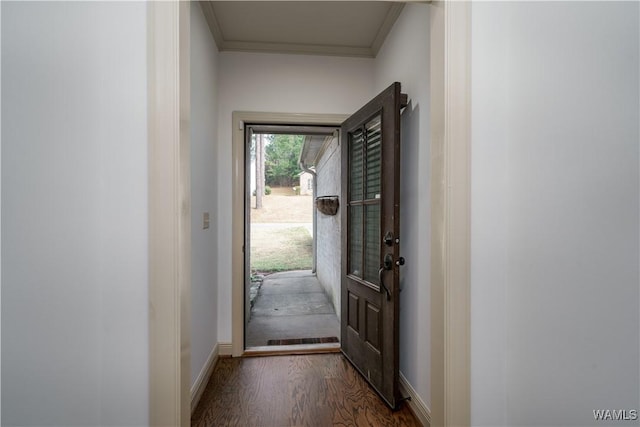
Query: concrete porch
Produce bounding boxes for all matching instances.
[246,270,340,348]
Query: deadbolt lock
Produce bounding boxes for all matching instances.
[383,231,394,246]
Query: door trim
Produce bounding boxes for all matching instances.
[148,2,191,426]
[430,2,471,426]
[231,111,348,357]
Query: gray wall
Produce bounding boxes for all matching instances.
[374,3,431,407]
[190,2,220,389]
[315,137,341,316]
[470,2,639,426]
[1,2,149,425]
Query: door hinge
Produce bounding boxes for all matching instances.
[400,93,408,109]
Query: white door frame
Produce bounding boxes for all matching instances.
[430,2,472,426]
[148,2,191,426]
[148,1,473,425]
[230,111,348,357]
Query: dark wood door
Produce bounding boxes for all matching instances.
[341,82,406,409]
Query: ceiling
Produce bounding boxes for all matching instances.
[199,1,406,58]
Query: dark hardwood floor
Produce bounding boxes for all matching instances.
[192,353,420,427]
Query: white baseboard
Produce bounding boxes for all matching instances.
[218,342,233,356]
[399,373,431,427]
[190,343,219,415]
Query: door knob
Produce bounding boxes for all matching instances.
[378,253,394,301]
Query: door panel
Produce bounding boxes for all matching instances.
[341,82,406,409]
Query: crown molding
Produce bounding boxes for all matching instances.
[199,1,404,58]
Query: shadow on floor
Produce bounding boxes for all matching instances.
[246,270,340,348]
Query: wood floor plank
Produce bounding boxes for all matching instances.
[192,353,420,427]
[287,355,332,427]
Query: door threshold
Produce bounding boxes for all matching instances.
[243,342,341,357]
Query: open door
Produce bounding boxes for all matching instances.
[341,82,406,409]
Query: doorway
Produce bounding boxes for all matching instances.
[245,128,340,350]
[231,112,348,356]
[154,2,473,423]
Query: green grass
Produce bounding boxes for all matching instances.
[250,226,312,273]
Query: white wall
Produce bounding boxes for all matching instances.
[316,137,341,315]
[373,3,431,409]
[216,52,375,342]
[1,2,148,426]
[190,2,219,388]
[470,3,509,425]
[471,2,639,426]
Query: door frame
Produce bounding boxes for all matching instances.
[230,111,349,357]
[149,1,473,425]
[430,2,472,426]
[148,2,191,426]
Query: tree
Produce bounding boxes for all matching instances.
[264,134,304,187]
